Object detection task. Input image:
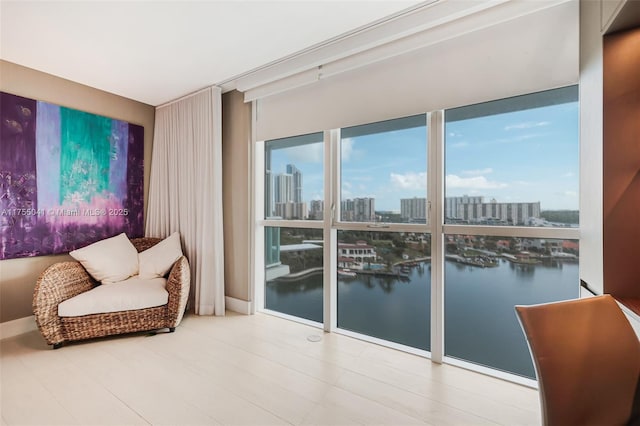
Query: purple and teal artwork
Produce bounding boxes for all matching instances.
[0,92,144,260]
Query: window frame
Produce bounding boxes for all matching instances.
[252,86,580,386]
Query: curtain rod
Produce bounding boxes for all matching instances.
[157,85,220,109]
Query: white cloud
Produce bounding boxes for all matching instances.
[446,174,508,190]
[504,121,550,131]
[462,168,493,176]
[562,172,574,178]
[340,182,356,200]
[341,138,355,162]
[564,190,578,197]
[390,172,427,190]
[450,141,469,148]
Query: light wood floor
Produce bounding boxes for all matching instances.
[1,312,540,425]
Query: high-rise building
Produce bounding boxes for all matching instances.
[341,197,375,222]
[445,195,484,219]
[456,200,541,225]
[275,201,308,220]
[274,173,293,204]
[286,164,303,203]
[272,165,307,219]
[401,197,426,222]
[309,200,324,220]
[444,195,540,225]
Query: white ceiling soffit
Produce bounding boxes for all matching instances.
[255,0,578,140]
[0,1,423,106]
[604,0,640,34]
[240,0,575,102]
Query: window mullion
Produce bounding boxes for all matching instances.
[253,138,265,314]
[430,110,445,364]
[324,129,338,332]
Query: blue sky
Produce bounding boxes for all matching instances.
[269,101,579,212]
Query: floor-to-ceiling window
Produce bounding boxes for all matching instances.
[262,133,325,324]
[442,86,580,378]
[336,116,431,351]
[255,86,580,381]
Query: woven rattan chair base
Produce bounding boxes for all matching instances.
[60,305,169,341]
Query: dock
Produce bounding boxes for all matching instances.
[446,254,498,268]
[357,269,410,279]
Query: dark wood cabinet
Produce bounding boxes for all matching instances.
[603,26,640,313]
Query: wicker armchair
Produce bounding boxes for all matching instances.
[33,237,190,349]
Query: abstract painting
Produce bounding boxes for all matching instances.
[0,91,144,260]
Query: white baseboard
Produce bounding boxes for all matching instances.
[0,315,37,340]
[225,296,252,315]
[1,299,253,337]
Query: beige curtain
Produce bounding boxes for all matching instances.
[146,86,224,316]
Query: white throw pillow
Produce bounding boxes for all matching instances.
[69,233,139,284]
[138,232,183,279]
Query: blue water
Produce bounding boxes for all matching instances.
[265,273,324,323]
[444,259,578,377]
[338,266,431,351]
[266,259,578,378]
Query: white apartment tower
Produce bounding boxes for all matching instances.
[309,200,324,220]
[401,197,426,222]
[272,165,307,220]
[445,195,484,220]
[274,173,293,204]
[286,164,303,203]
[342,197,376,222]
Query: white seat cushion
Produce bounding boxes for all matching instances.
[58,276,168,317]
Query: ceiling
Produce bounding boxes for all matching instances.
[0,0,423,106]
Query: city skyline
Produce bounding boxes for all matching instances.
[268,99,579,213]
[268,168,549,225]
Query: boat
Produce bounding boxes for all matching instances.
[338,268,357,277]
[551,252,578,260]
